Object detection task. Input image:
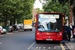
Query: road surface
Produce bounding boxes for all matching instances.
[0,27,68,50]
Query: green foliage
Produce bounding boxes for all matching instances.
[59,0,74,5]
[36,8,44,13]
[73,7,75,16]
[43,1,69,15]
[0,0,35,25]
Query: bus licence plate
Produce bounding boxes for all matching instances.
[46,39,52,41]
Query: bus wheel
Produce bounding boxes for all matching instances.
[30,29,32,31]
[24,30,26,31]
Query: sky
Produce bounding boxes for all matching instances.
[33,0,43,10]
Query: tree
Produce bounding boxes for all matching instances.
[0,0,35,26]
[58,0,74,5]
[43,1,69,15]
[58,0,75,24]
[36,8,44,13]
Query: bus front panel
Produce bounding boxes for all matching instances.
[35,13,63,41]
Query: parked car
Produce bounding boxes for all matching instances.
[16,25,20,30]
[12,25,18,31]
[0,26,7,34]
[2,26,13,32]
[0,26,3,34]
[3,29,7,34]
[9,26,13,32]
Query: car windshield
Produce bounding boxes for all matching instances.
[37,14,62,32]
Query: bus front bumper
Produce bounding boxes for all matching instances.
[36,36,62,41]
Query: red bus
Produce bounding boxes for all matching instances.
[35,12,63,42]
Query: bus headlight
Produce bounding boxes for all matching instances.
[37,33,40,34]
[60,33,62,35]
[37,33,41,35]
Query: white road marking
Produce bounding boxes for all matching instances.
[0,42,2,44]
[60,44,65,50]
[39,47,41,49]
[36,47,38,49]
[30,47,51,50]
[54,47,56,49]
[28,42,35,49]
[43,47,46,49]
[48,47,50,49]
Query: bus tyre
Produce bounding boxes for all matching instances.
[24,30,26,31]
[30,29,32,31]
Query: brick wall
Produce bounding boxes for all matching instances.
[32,9,38,22]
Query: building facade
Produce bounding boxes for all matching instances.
[32,9,38,22]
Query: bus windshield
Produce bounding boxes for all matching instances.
[37,14,62,32]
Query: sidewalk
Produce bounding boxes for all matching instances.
[65,38,75,50]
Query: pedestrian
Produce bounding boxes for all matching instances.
[72,24,75,40]
[63,26,68,40]
[70,23,73,29]
[65,25,72,41]
[70,23,73,38]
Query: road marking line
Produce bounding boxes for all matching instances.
[39,47,41,49]
[0,42,2,44]
[60,44,65,50]
[54,47,56,49]
[43,47,46,49]
[36,47,38,49]
[28,42,35,49]
[48,47,50,49]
